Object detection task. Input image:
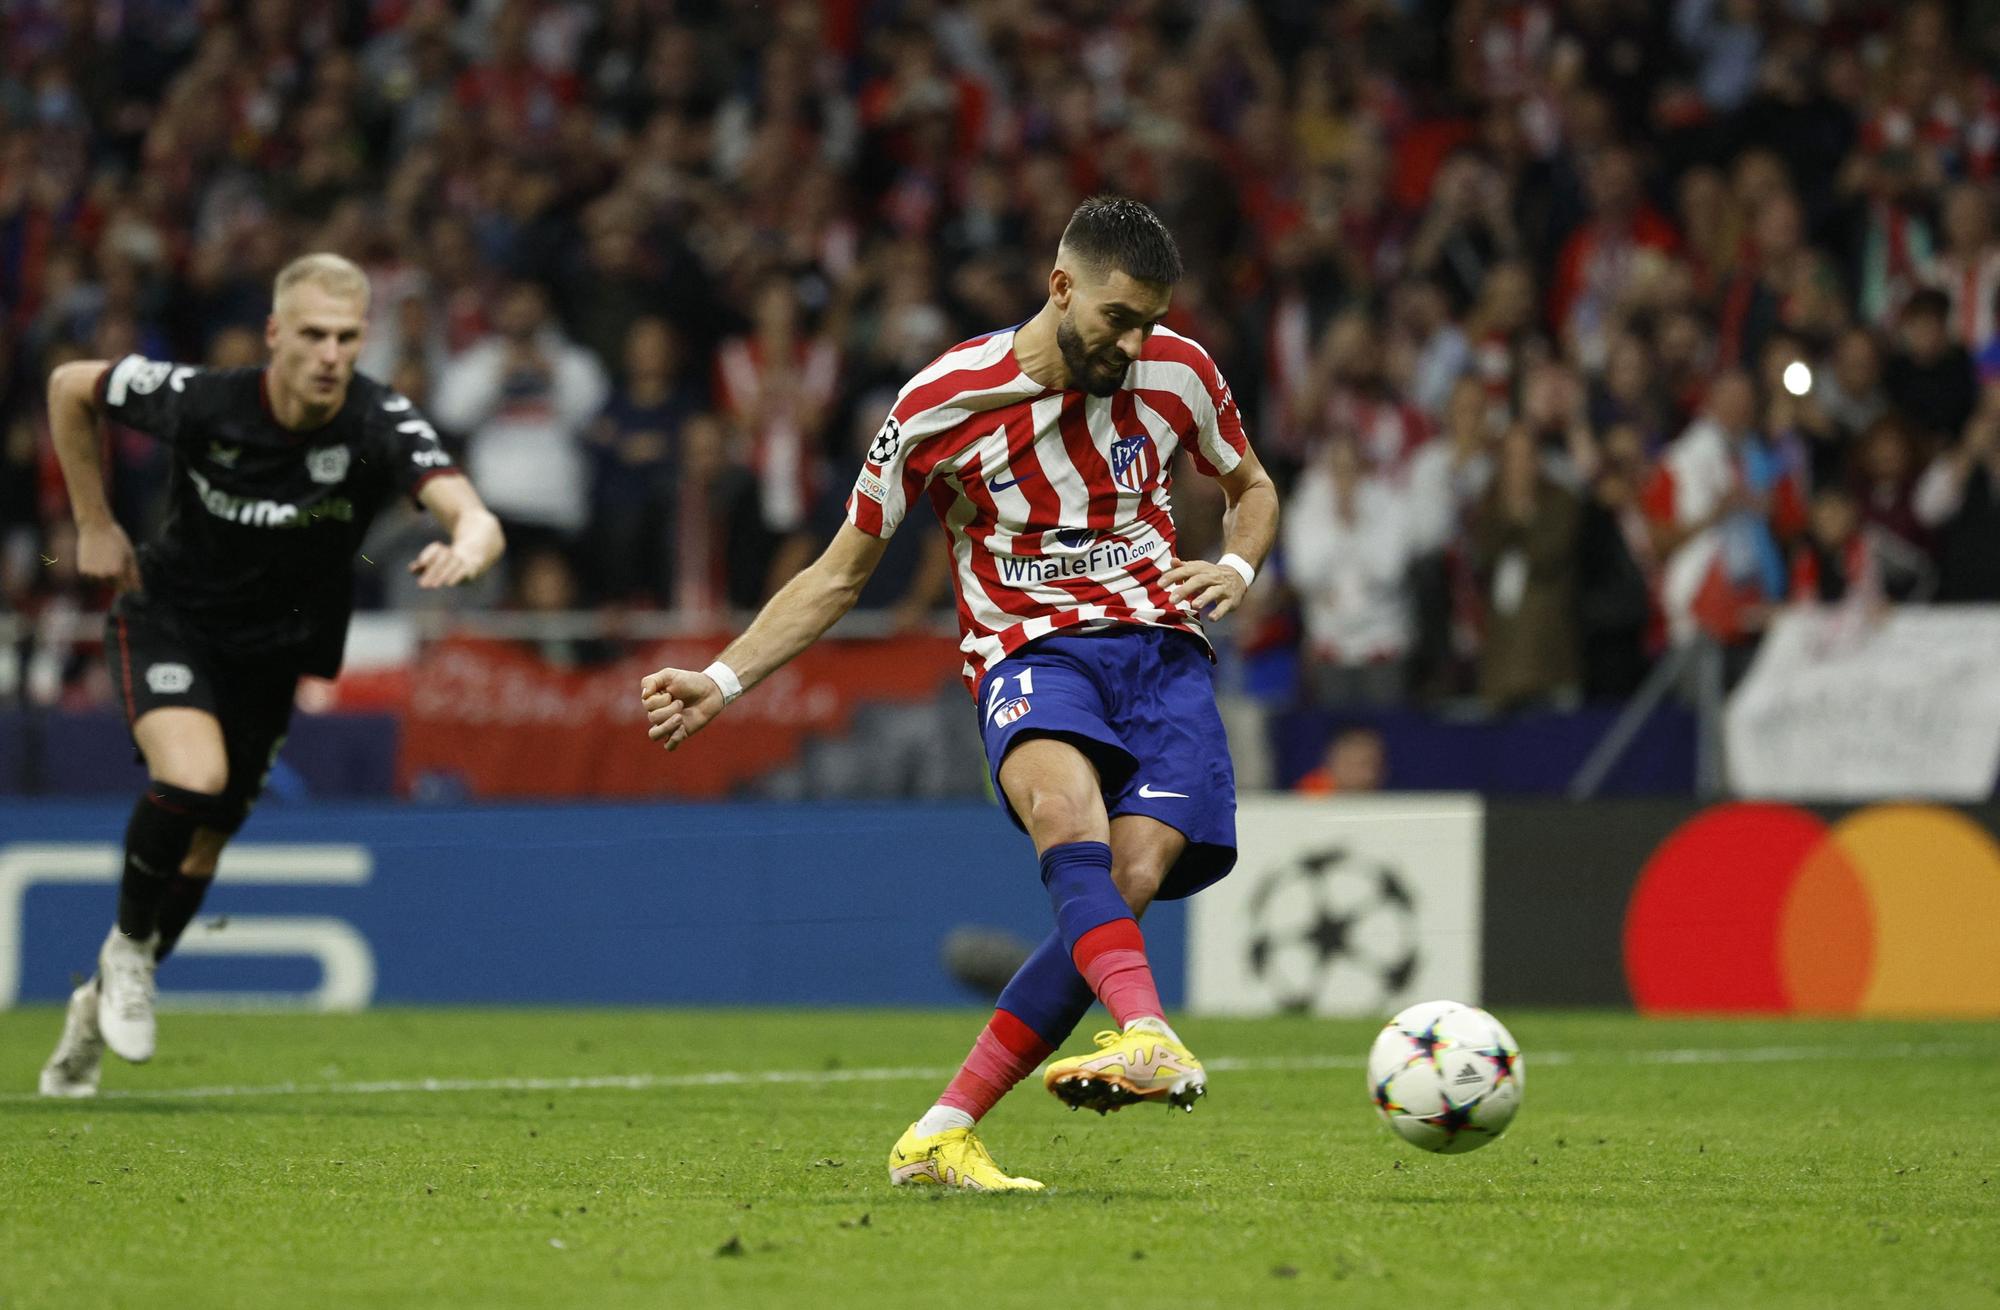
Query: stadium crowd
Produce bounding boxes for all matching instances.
[5,0,2000,714]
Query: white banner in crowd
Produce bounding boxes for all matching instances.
[1188,795,1483,1018]
[1726,606,2000,801]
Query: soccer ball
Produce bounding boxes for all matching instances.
[1366,999,1523,1154]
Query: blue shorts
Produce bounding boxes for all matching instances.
[977,626,1237,900]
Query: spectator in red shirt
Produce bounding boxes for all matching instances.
[1922,182,2000,353]
[1465,260,1550,428]
[452,3,580,143]
[1548,146,1679,370]
[1644,369,1806,648]
[1294,310,1433,481]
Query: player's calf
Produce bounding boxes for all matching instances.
[100,782,234,1062]
[115,782,234,942]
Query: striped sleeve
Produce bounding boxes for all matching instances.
[845,408,923,538]
[1152,329,1247,478]
[845,335,1016,538]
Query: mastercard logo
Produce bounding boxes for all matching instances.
[1624,802,2000,1015]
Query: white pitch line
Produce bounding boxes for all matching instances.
[0,1041,1976,1104]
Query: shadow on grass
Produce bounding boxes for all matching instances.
[2,1098,253,1118]
[878,1186,1191,1205]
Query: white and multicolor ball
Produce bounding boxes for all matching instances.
[1366,1000,1523,1154]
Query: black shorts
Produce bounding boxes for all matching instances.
[106,597,302,833]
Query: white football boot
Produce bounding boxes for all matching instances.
[39,979,106,1098]
[96,927,159,1063]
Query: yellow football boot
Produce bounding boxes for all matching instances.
[1043,1020,1207,1114]
[887,1123,1045,1191]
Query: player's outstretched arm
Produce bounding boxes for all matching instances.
[46,360,141,593]
[642,524,890,752]
[1163,444,1280,619]
[411,473,506,588]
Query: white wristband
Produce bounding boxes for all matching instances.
[702,660,745,705]
[1219,553,1256,587]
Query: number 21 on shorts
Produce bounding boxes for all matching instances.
[988,667,1035,726]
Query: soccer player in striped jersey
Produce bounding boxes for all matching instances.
[641,197,1278,1190]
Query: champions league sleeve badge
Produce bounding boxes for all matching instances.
[866,415,902,465]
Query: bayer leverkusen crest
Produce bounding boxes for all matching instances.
[306,444,351,484]
[1109,432,1158,494]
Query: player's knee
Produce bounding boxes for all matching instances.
[1114,861,1168,914]
[151,758,229,796]
[1023,790,1104,848]
[143,783,241,836]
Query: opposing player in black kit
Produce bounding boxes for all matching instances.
[37,253,505,1096]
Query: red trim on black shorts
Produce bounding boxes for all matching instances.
[114,616,137,726]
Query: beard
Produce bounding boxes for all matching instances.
[1057,314,1132,397]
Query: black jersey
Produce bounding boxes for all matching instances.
[97,355,461,676]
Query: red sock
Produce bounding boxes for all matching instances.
[1071,919,1164,1028]
[937,1009,1054,1121]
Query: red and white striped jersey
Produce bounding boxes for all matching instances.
[1925,246,2000,352]
[846,325,1250,691]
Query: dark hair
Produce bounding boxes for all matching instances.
[1903,287,1951,322]
[1059,196,1183,286]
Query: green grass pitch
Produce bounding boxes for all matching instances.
[2,1009,1995,1309]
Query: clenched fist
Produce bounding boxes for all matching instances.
[640,666,728,751]
[78,520,142,592]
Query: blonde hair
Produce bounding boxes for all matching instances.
[273,252,370,311]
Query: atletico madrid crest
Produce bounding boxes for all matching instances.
[1109,432,1157,494]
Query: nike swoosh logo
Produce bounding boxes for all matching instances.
[989,467,1039,492]
[1136,784,1188,799]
